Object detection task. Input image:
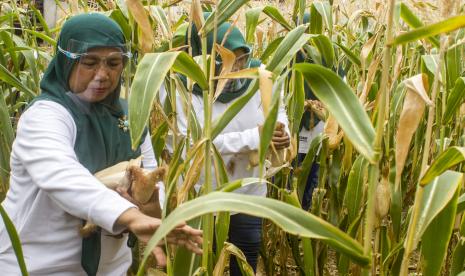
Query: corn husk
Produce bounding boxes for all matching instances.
[395,74,432,189]
[94,156,142,190]
[375,175,391,224]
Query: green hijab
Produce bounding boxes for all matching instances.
[186,13,261,103]
[32,13,141,276]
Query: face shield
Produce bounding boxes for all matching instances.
[59,39,133,103]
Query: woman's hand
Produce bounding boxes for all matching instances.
[116,208,202,266]
[260,122,290,150]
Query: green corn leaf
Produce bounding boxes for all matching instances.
[0,91,13,198]
[420,147,465,185]
[212,144,229,186]
[295,63,376,163]
[172,52,208,90]
[421,187,458,276]
[390,15,465,46]
[136,192,370,275]
[309,3,323,34]
[259,36,284,64]
[30,5,51,37]
[310,34,335,68]
[200,0,250,37]
[214,211,230,259]
[343,155,369,222]
[129,51,207,149]
[445,43,462,90]
[258,85,280,175]
[129,52,180,149]
[335,43,361,67]
[108,9,132,41]
[150,5,171,40]
[218,177,267,193]
[450,216,465,275]
[151,121,168,164]
[398,3,440,48]
[23,29,56,47]
[451,241,465,276]
[312,1,332,32]
[0,205,28,276]
[0,64,36,99]
[266,25,311,75]
[443,77,465,124]
[245,8,263,44]
[290,71,305,135]
[411,171,463,251]
[262,6,293,31]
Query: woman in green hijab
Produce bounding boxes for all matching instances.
[161,16,290,275]
[0,13,201,275]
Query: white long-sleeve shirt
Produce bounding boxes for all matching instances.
[159,84,290,196]
[0,100,163,275]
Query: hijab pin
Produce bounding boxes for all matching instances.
[118,115,129,132]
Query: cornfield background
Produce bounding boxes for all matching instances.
[1,0,465,275]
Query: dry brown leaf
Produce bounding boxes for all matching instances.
[177,149,204,205]
[324,115,342,150]
[213,44,235,101]
[258,65,273,116]
[126,0,154,53]
[191,0,204,33]
[360,55,381,104]
[395,74,431,188]
[256,25,264,49]
[361,32,379,70]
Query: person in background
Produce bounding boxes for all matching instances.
[159,16,290,275]
[0,13,201,276]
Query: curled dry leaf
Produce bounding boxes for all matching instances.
[258,64,273,116]
[304,99,326,120]
[214,44,236,101]
[126,0,154,53]
[324,115,343,150]
[359,55,381,105]
[395,74,432,189]
[256,25,264,50]
[177,149,204,205]
[191,0,204,32]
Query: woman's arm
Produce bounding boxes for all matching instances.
[15,101,134,234]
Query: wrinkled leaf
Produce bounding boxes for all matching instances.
[295,64,376,163]
[395,74,431,188]
[137,192,370,275]
[421,147,465,185]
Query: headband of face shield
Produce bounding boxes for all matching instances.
[60,39,134,94]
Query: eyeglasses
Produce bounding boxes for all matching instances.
[58,45,132,71]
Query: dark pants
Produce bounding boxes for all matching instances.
[228,213,262,276]
[298,153,320,211]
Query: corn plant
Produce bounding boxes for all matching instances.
[2,0,465,275]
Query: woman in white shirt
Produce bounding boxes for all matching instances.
[161,16,290,275]
[0,13,201,276]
